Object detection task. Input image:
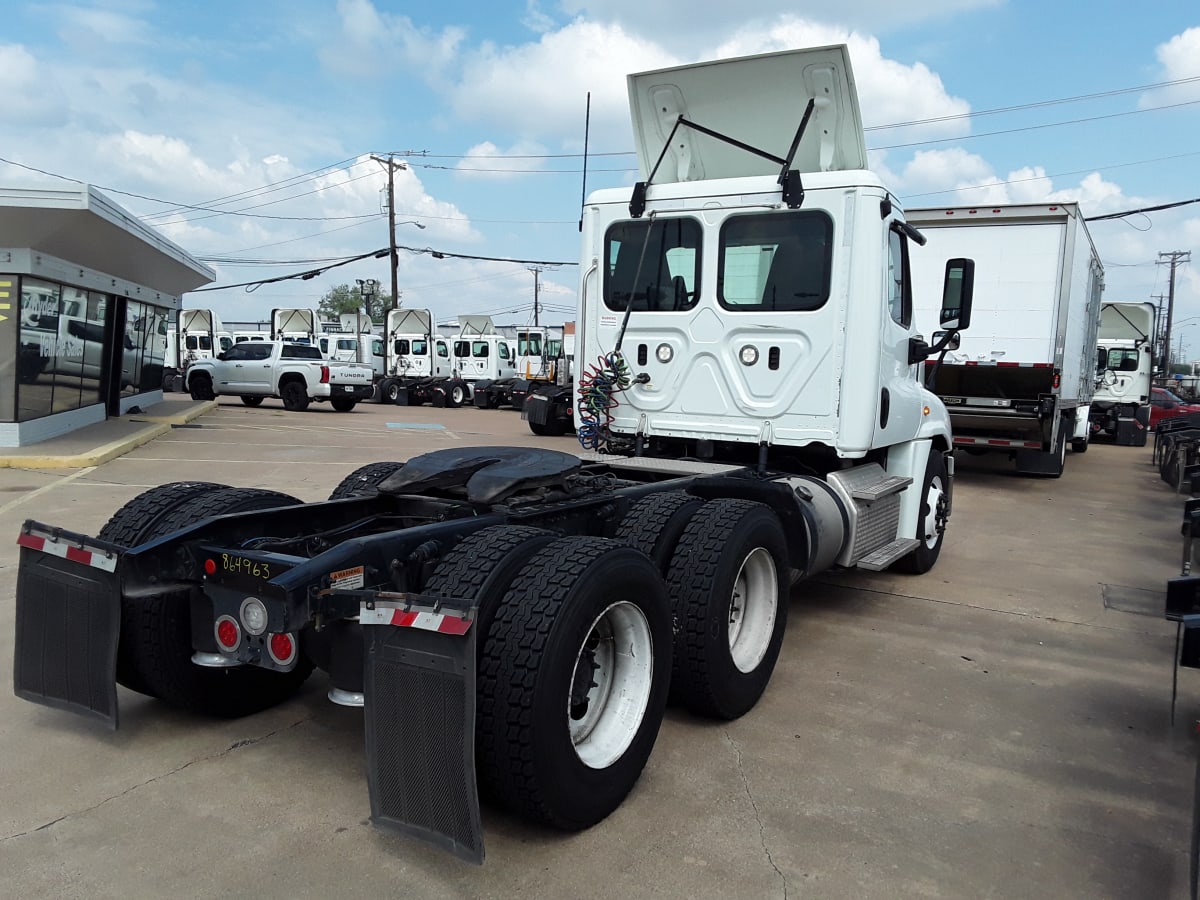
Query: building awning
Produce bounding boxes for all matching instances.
[0,185,214,296]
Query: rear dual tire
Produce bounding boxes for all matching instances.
[100,484,312,716]
[663,499,788,720]
[475,537,672,830]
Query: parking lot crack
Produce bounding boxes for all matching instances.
[0,715,312,844]
[725,729,788,898]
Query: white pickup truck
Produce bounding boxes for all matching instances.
[186,340,375,411]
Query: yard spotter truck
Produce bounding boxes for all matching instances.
[373,309,497,408]
[162,308,231,392]
[12,46,975,863]
[908,203,1104,476]
[1089,301,1157,446]
[472,326,559,411]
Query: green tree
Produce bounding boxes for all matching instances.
[317,283,393,324]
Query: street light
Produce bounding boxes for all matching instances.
[356,278,379,319]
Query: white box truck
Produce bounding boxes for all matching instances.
[909,203,1104,476]
[1089,301,1156,445]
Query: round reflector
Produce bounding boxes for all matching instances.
[204,558,217,575]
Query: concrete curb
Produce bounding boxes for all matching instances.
[0,400,217,470]
[127,400,218,427]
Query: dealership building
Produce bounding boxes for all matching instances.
[0,186,213,446]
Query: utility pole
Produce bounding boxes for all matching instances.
[1152,293,1167,372]
[527,266,544,326]
[1159,251,1192,377]
[370,154,408,310]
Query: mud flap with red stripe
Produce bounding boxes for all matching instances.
[361,596,482,863]
[13,523,122,729]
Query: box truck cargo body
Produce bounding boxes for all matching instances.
[909,203,1104,476]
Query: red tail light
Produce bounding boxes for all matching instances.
[214,615,242,651]
[320,365,330,384]
[268,632,298,666]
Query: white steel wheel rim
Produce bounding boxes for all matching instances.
[921,476,945,549]
[568,600,654,770]
[728,547,778,673]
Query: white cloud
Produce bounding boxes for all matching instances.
[556,0,1003,43]
[0,44,70,127]
[448,20,675,146]
[1140,27,1200,107]
[713,21,970,136]
[456,141,553,180]
[317,0,466,80]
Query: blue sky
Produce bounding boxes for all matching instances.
[2,1,1199,351]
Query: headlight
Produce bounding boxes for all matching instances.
[655,343,673,363]
[739,345,759,366]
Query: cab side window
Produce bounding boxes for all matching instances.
[887,226,912,328]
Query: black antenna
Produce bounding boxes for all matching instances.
[579,92,591,233]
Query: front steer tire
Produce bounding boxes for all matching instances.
[119,487,313,717]
[893,449,949,575]
[477,537,672,831]
[189,374,215,402]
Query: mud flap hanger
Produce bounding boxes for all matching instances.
[629,98,816,218]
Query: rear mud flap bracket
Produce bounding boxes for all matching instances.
[362,596,482,863]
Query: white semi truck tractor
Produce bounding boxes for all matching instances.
[12,45,973,863]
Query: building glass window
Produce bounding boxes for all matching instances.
[11,276,171,422]
[18,278,61,421]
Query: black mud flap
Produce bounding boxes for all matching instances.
[362,596,483,863]
[13,524,122,729]
[523,391,550,425]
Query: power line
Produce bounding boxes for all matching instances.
[866,74,1200,132]
[871,97,1200,152]
[192,243,577,293]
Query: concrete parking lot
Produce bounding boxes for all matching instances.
[0,397,1195,898]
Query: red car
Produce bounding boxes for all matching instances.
[1149,387,1200,428]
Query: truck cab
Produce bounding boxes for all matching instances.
[580,46,957,470]
[1090,301,1157,444]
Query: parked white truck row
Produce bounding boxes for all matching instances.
[165,306,568,411]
